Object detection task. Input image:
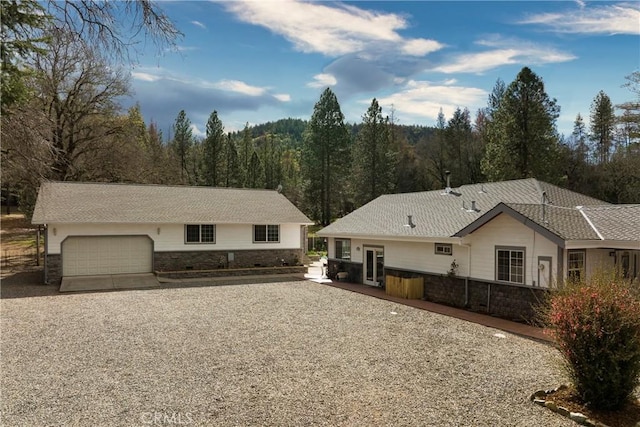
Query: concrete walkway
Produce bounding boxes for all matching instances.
[60,273,160,292]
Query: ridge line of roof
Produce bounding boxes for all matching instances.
[577,207,604,240]
[41,181,281,192]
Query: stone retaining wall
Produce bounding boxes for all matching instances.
[383,267,548,323]
[156,266,305,280]
[154,249,303,271]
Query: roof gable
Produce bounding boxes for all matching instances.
[32,182,313,225]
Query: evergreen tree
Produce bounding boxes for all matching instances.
[0,0,49,114]
[301,88,351,225]
[427,108,449,187]
[445,107,475,185]
[352,98,395,206]
[223,133,241,187]
[481,67,561,182]
[247,151,264,188]
[202,110,225,186]
[590,90,615,164]
[171,110,193,183]
[238,123,253,187]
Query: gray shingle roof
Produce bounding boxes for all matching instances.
[504,203,601,241]
[32,182,313,225]
[318,178,613,240]
[581,205,640,241]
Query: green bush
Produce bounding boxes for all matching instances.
[544,272,640,410]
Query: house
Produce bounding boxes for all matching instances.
[317,178,639,321]
[31,182,313,285]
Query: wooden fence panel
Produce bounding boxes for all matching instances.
[385,275,423,299]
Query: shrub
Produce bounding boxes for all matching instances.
[543,271,640,410]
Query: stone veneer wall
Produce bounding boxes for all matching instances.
[328,259,363,284]
[384,267,548,323]
[45,254,62,285]
[154,249,303,272]
[45,250,303,285]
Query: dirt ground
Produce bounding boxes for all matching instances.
[1,213,51,296]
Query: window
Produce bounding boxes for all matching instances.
[254,225,279,243]
[185,224,215,243]
[435,243,452,256]
[568,250,585,281]
[496,247,525,284]
[335,239,351,260]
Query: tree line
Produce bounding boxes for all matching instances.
[1,1,638,224]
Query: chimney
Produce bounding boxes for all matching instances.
[471,200,477,211]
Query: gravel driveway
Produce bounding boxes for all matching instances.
[1,280,573,426]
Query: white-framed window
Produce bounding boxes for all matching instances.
[185,224,215,244]
[435,243,452,256]
[254,224,280,243]
[568,250,586,281]
[335,239,351,260]
[496,246,525,284]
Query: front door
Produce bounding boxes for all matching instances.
[537,256,552,287]
[364,247,384,287]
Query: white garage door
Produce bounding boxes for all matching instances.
[62,236,153,277]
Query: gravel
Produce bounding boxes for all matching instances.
[1,280,575,426]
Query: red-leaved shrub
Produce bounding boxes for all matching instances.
[544,272,640,410]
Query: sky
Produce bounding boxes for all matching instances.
[125,1,640,139]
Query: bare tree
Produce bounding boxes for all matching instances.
[30,28,131,181]
[44,0,181,63]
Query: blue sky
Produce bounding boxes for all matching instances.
[126,1,639,139]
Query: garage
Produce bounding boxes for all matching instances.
[62,236,153,277]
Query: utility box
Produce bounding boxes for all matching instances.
[385,275,424,299]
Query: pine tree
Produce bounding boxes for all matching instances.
[238,123,253,187]
[352,98,395,207]
[590,90,615,164]
[171,110,193,183]
[481,67,561,182]
[301,88,351,225]
[202,110,225,186]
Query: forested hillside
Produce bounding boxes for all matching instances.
[2,1,639,224]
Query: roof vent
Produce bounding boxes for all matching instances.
[442,170,452,195]
[463,201,479,213]
[478,184,486,194]
[404,215,416,229]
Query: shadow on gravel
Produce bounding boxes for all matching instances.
[1,270,60,299]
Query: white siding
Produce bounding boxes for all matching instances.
[469,213,558,287]
[47,223,303,254]
[329,237,470,276]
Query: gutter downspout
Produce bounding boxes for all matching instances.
[43,225,48,284]
[458,241,472,307]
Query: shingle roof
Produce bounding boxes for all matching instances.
[318,178,611,240]
[31,182,313,225]
[504,203,601,241]
[581,205,640,241]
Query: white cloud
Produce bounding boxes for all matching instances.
[433,37,576,74]
[222,0,442,57]
[132,72,161,82]
[273,93,291,102]
[213,79,267,96]
[401,38,443,56]
[191,20,207,29]
[373,80,487,122]
[190,123,205,138]
[307,73,337,88]
[519,3,640,35]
